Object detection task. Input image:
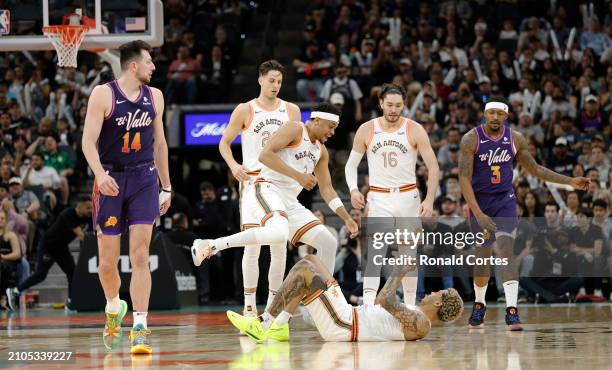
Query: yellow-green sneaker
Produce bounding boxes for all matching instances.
[130,324,152,354]
[103,300,128,351]
[265,322,289,342]
[226,310,266,344]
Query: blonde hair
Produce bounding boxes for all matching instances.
[437,288,464,322]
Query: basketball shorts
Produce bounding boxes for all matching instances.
[470,190,518,245]
[302,282,358,342]
[93,162,159,235]
[241,180,322,245]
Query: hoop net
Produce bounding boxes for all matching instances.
[43,25,89,68]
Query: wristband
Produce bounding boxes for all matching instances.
[328,197,344,212]
[161,186,172,193]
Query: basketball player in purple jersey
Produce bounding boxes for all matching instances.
[459,101,589,330]
[82,41,171,354]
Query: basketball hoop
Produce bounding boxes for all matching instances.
[43,24,89,68]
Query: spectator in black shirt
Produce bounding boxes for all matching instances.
[165,213,209,305]
[193,182,223,239]
[569,208,605,296]
[0,209,21,310]
[160,190,192,231]
[6,195,92,310]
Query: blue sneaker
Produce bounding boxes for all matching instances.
[505,307,523,331]
[468,302,486,328]
[130,324,152,354]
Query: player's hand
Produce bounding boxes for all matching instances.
[475,212,496,234]
[296,173,317,190]
[96,171,119,196]
[345,218,359,239]
[350,189,365,209]
[231,164,250,182]
[418,200,434,218]
[569,177,590,190]
[159,188,172,216]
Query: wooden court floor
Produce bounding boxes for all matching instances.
[0,304,610,369]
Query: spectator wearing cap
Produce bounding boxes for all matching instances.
[438,127,461,167]
[580,94,603,132]
[441,143,460,175]
[439,194,461,220]
[569,208,605,297]
[547,137,575,176]
[586,146,610,184]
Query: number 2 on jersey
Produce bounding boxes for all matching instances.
[490,165,501,184]
[122,132,141,153]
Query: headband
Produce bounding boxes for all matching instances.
[484,102,509,113]
[311,111,340,123]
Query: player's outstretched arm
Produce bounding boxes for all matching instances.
[315,146,358,238]
[413,122,439,217]
[375,263,431,340]
[513,131,590,190]
[259,121,317,190]
[82,85,119,196]
[220,103,249,182]
[345,122,369,209]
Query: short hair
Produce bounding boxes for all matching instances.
[437,288,463,322]
[312,102,341,116]
[576,207,593,217]
[545,201,559,211]
[259,60,285,77]
[31,152,43,160]
[77,195,91,203]
[379,83,407,101]
[119,41,152,71]
[172,212,188,225]
[593,199,608,210]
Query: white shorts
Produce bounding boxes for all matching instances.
[367,188,421,218]
[242,180,322,244]
[302,283,358,342]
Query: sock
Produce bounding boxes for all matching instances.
[363,276,380,306]
[244,292,256,313]
[259,311,274,330]
[265,290,277,311]
[402,276,417,306]
[133,312,148,328]
[274,311,291,326]
[503,280,519,308]
[105,295,120,313]
[474,283,487,305]
[213,218,288,251]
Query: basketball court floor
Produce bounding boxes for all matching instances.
[0,304,610,369]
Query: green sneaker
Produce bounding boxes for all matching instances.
[226,310,266,344]
[265,322,289,342]
[102,300,128,350]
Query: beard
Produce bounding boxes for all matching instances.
[385,113,401,122]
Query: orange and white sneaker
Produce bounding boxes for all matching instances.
[130,324,152,354]
[191,239,217,266]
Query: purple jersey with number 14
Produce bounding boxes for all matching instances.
[99,80,156,166]
[472,124,516,194]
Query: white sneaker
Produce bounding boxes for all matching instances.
[191,239,216,266]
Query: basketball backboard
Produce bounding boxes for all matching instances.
[0,0,163,51]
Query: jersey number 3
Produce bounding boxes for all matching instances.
[122,132,141,153]
[490,165,501,184]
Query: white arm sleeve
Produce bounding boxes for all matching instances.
[345,150,364,192]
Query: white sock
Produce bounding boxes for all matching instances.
[244,292,256,313]
[105,295,120,313]
[503,280,519,308]
[214,218,289,251]
[363,276,380,306]
[402,276,417,306]
[265,290,277,311]
[133,312,148,328]
[260,311,274,330]
[274,311,292,326]
[474,283,488,305]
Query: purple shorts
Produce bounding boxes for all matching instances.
[93,162,159,235]
[469,190,518,245]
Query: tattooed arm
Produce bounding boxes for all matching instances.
[375,264,431,340]
[513,130,589,189]
[458,130,482,216]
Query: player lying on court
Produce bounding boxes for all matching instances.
[226,254,463,342]
[192,103,358,275]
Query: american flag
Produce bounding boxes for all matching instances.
[125,17,146,32]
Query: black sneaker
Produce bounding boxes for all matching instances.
[468,302,486,328]
[505,306,523,331]
[5,288,18,311]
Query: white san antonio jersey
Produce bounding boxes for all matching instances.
[258,125,321,199]
[241,99,290,173]
[366,117,418,188]
[356,303,409,341]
